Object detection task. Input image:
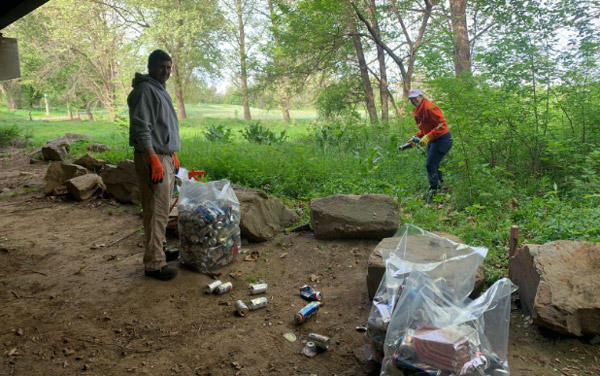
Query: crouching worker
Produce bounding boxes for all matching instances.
[403,89,453,201]
[128,49,181,281]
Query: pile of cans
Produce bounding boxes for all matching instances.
[178,198,241,272]
[234,283,269,317]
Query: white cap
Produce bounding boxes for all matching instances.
[408,89,423,98]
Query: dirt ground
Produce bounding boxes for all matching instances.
[0,149,598,376]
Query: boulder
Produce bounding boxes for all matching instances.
[65,133,90,141]
[310,194,399,240]
[367,233,486,300]
[101,160,140,203]
[509,241,600,336]
[65,174,105,201]
[86,143,111,153]
[44,162,88,195]
[41,137,70,161]
[233,186,299,242]
[75,153,106,172]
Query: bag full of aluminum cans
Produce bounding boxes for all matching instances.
[365,225,487,363]
[379,271,516,376]
[178,178,241,272]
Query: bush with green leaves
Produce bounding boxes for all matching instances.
[0,126,31,148]
[204,124,233,142]
[240,121,287,145]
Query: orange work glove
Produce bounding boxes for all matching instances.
[148,154,164,183]
[173,152,180,174]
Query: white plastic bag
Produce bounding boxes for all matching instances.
[178,179,241,272]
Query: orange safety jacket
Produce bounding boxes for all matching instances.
[413,99,449,141]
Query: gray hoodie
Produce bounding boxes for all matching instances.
[127,73,180,154]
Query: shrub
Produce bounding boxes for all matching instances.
[204,124,233,142]
[240,121,287,145]
[0,126,31,147]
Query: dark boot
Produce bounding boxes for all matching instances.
[145,265,178,281]
[425,186,439,203]
[164,248,180,262]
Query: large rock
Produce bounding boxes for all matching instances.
[509,241,600,336]
[65,133,91,141]
[101,160,140,203]
[233,186,299,242]
[44,162,88,195]
[65,174,105,200]
[310,194,399,240]
[41,137,70,161]
[75,153,106,172]
[367,233,486,300]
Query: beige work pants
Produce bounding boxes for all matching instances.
[134,153,175,271]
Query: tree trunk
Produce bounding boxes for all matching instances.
[367,0,388,121]
[67,101,73,120]
[171,0,188,119]
[85,103,94,121]
[44,94,50,115]
[236,0,251,120]
[0,81,19,109]
[449,0,472,76]
[174,82,187,119]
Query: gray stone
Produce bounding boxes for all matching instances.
[41,137,70,161]
[310,194,399,240]
[65,174,105,201]
[509,241,600,336]
[233,186,299,242]
[74,153,106,172]
[65,133,91,141]
[367,233,486,300]
[86,143,111,153]
[44,162,88,195]
[100,160,140,203]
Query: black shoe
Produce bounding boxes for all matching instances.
[145,265,178,281]
[164,248,180,262]
[425,187,439,203]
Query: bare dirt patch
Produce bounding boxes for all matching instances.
[0,149,598,375]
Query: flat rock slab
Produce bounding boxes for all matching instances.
[367,233,486,299]
[41,137,71,161]
[509,241,600,336]
[101,160,140,204]
[310,194,399,240]
[233,186,299,242]
[66,174,105,201]
[75,153,106,172]
[87,143,111,153]
[44,162,88,195]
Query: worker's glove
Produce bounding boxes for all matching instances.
[148,154,164,184]
[418,134,431,146]
[173,152,180,174]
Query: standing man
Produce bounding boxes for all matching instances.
[128,49,181,281]
[405,89,453,200]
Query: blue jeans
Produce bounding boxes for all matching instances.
[426,132,453,189]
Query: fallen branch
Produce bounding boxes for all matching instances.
[106,229,140,248]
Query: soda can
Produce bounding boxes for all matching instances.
[308,333,330,350]
[300,285,322,301]
[235,300,249,317]
[295,301,321,324]
[249,283,268,295]
[206,280,223,294]
[249,297,268,310]
[302,341,318,358]
[215,281,233,295]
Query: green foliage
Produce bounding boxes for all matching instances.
[240,121,287,145]
[0,126,31,148]
[204,124,233,142]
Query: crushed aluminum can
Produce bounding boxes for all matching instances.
[205,280,223,294]
[249,283,268,295]
[307,333,330,350]
[235,300,249,317]
[299,285,322,301]
[248,297,268,310]
[302,341,318,358]
[295,301,321,324]
[215,281,233,295]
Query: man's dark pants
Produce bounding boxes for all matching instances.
[426,132,453,190]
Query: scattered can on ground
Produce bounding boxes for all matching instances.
[303,341,318,358]
[215,281,233,295]
[249,283,268,295]
[299,285,322,301]
[235,300,249,317]
[206,280,223,294]
[249,297,268,310]
[308,333,330,350]
[295,301,321,324]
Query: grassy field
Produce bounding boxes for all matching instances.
[2,103,599,284]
